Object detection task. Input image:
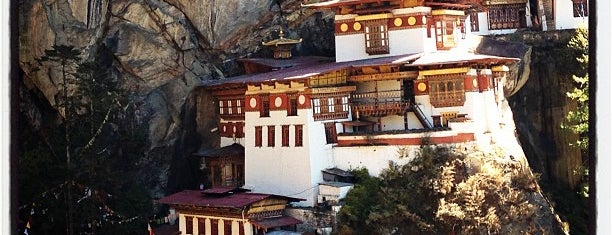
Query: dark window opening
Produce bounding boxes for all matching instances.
[573,0,588,17]
[261,96,270,117]
[324,122,338,144]
[255,126,262,147]
[282,125,290,147]
[470,12,479,32]
[288,97,298,116]
[295,125,303,147]
[267,125,275,147]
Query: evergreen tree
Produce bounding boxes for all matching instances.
[20,45,152,234]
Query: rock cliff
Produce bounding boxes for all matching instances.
[18,0,334,196]
[18,1,580,231]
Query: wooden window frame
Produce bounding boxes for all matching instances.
[219,98,244,119]
[186,216,193,234]
[470,12,479,32]
[324,122,338,144]
[267,125,275,147]
[364,19,389,55]
[434,17,457,50]
[255,126,263,147]
[312,95,350,121]
[260,96,270,117]
[573,0,588,17]
[288,96,298,116]
[294,125,303,147]
[428,77,466,108]
[282,125,290,147]
[487,5,523,30]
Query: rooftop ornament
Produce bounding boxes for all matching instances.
[262,27,303,59]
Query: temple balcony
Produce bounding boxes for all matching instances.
[351,90,408,117]
[336,118,476,146]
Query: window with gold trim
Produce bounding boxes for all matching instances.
[428,78,465,107]
[364,20,389,55]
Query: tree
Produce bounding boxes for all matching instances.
[21,45,152,234]
[563,27,589,197]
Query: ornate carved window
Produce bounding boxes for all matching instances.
[487,5,523,30]
[434,17,457,50]
[219,98,244,119]
[255,126,262,147]
[428,77,466,107]
[295,125,303,147]
[312,95,350,121]
[364,20,389,55]
[470,12,479,32]
[267,125,275,147]
[573,0,588,17]
[282,125,290,147]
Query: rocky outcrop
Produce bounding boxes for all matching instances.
[494,30,583,191]
[18,0,335,197]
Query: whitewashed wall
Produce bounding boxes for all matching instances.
[244,109,316,206]
[335,28,435,62]
[554,0,588,30]
[332,145,417,176]
[380,115,405,131]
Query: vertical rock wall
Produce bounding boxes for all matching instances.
[500,30,583,190]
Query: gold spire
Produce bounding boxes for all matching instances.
[262,26,302,59]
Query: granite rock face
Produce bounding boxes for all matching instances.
[18,0,334,196]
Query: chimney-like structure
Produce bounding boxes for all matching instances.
[262,28,303,59]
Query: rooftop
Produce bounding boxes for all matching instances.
[203,51,518,89]
[157,190,303,208]
[193,143,245,158]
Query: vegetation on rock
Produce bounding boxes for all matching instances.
[335,143,565,235]
[562,26,589,197]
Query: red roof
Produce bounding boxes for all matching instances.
[203,53,421,88]
[203,52,518,89]
[157,190,303,208]
[250,216,303,229]
[303,0,396,8]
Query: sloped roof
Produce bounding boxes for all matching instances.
[303,0,396,8]
[202,51,518,88]
[238,56,334,70]
[409,51,519,66]
[193,143,244,158]
[203,53,421,88]
[250,216,303,229]
[157,190,304,208]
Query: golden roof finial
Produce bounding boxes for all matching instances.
[262,25,303,59]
